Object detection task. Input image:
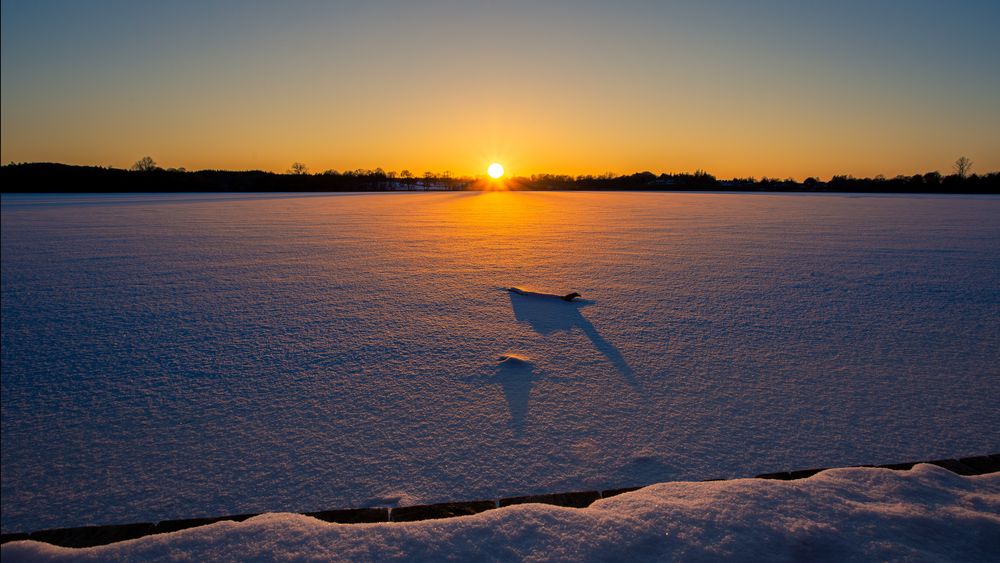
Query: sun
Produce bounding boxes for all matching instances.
[487,162,504,179]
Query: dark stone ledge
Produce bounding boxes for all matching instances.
[3,453,997,549]
[600,486,643,498]
[154,513,259,534]
[28,523,156,549]
[959,455,1000,474]
[304,508,389,524]
[391,501,497,522]
[498,491,601,509]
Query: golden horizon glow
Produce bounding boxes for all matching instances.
[488,162,505,179]
[1,3,998,179]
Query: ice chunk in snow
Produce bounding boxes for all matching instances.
[497,353,532,366]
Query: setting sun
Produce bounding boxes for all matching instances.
[487,162,504,179]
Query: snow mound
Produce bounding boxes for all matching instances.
[3,465,997,562]
[508,287,581,301]
[497,353,532,366]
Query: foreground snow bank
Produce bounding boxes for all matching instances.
[4,465,998,562]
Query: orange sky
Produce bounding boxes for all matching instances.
[2,1,998,179]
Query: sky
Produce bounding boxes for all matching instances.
[2,0,998,179]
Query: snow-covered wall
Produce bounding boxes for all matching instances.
[3,465,998,562]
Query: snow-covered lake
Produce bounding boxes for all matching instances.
[2,191,998,532]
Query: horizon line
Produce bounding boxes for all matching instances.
[3,160,994,184]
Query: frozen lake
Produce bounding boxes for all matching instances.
[2,191,999,532]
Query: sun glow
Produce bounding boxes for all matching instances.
[487,162,505,179]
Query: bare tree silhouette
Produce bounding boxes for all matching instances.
[288,162,310,175]
[130,156,158,172]
[954,156,973,178]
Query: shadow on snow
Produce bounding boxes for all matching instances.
[487,293,639,435]
[508,292,636,386]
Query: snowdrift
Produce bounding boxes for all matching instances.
[3,464,997,562]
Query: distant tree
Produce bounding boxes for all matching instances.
[289,162,310,175]
[954,156,973,179]
[131,156,159,172]
[400,169,413,179]
[693,169,717,185]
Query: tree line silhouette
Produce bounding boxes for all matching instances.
[2,157,996,194]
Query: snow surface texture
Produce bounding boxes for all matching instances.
[3,465,998,562]
[2,192,999,532]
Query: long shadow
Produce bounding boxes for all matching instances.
[493,356,542,437]
[472,354,577,437]
[508,293,637,389]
